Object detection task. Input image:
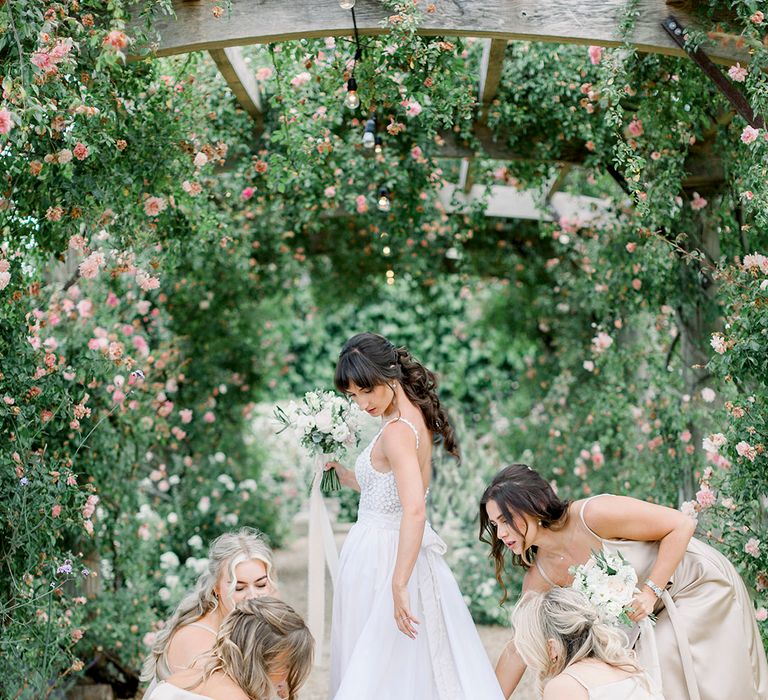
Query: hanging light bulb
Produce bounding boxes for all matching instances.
[339,0,355,8]
[374,135,383,154]
[344,77,360,109]
[377,186,391,212]
[362,116,377,149]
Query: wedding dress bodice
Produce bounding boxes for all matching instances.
[354,417,421,516]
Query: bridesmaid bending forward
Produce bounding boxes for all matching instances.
[481,464,768,700]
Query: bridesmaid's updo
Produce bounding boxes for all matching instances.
[480,465,570,601]
[334,332,459,460]
[512,588,644,695]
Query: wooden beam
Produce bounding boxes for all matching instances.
[477,38,507,123]
[208,47,263,125]
[439,182,615,224]
[137,0,745,65]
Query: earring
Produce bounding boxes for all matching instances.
[537,519,542,526]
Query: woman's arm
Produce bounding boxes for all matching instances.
[496,567,550,697]
[324,461,360,492]
[585,494,697,620]
[382,422,427,639]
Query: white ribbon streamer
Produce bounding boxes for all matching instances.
[307,455,340,666]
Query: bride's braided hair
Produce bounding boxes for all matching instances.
[334,332,459,460]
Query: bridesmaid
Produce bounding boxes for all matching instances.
[512,587,662,699]
[145,597,313,700]
[480,464,768,700]
[142,528,277,693]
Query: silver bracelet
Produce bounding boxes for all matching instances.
[644,578,664,598]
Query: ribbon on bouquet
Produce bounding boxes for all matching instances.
[307,454,340,665]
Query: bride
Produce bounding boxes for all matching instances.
[325,332,504,700]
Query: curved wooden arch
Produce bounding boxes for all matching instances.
[142,0,741,65]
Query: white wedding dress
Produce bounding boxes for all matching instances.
[330,417,505,700]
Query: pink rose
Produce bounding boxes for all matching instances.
[679,430,692,443]
[745,538,761,557]
[756,608,768,622]
[588,45,604,65]
[255,67,273,81]
[103,30,129,50]
[240,187,255,201]
[73,142,89,160]
[78,252,105,280]
[403,99,422,118]
[0,107,14,135]
[203,411,216,423]
[710,333,727,354]
[355,194,368,214]
[625,242,637,253]
[690,192,707,210]
[736,441,757,462]
[179,409,193,424]
[728,63,748,83]
[631,278,642,291]
[324,186,336,198]
[751,11,764,24]
[58,148,73,164]
[741,126,760,145]
[290,71,311,88]
[695,487,716,508]
[627,118,644,137]
[144,196,167,216]
[52,504,62,518]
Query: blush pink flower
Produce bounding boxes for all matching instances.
[240,187,255,201]
[741,126,760,144]
[0,271,10,291]
[179,409,193,424]
[182,180,203,196]
[751,11,764,24]
[695,487,716,508]
[679,430,692,443]
[736,440,757,462]
[591,331,613,354]
[324,186,336,198]
[728,63,748,82]
[203,411,216,423]
[52,504,62,518]
[0,107,14,135]
[355,194,368,214]
[290,71,311,88]
[588,45,604,65]
[690,192,707,210]
[136,270,160,291]
[403,99,423,118]
[756,608,768,622]
[627,118,644,137]
[73,142,89,160]
[103,30,129,50]
[710,332,727,354]
[144,196,167,217]
[255,67,273,81]
[78,251,105,280]
[193,152,208,168]
[631,278,642,291]
[701,387,716,403]
[745,538,761,557]
[743,253,768,274]
[58,148,73,164]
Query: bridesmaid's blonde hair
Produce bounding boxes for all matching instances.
[512,588,645,695]
[141,527,276,682]
[201,597,313,700]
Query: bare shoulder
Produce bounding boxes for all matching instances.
[204,672,250,700]
[543,673,589,700]
[380,419,420,453]
[166,624,216,669]
[522,564,551,593]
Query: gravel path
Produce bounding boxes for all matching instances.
[274,513,537,699]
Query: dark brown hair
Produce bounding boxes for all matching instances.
[334,332,459,460]
[479,464,570,603]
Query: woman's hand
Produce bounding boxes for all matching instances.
[324,461,359,491]
[627,587,657,623]
[392,584,420,639]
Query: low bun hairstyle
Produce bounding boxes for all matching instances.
[334,332,459,460]
[479,465,570,603]
[512,588,644,696]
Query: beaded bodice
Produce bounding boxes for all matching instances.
[355,417,424,516]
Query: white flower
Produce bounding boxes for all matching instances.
[158,587,171,602]
[165,574,180,589]
[167,512,178,524]
[701,387,716,403]
[217,474,235,491]
[187,534,203,549]
[198,496,211,514]
[159,551,180,570]
[314,408,334,432]
[185,557,210,575]
[239,479,258,492]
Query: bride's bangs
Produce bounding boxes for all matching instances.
[334,350,383,394]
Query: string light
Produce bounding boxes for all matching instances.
[386,269,395,285]
[374,135,383,154]
[362,116,377,149]
[344,77,360,109]
[339,0,355,8]
[377,186,391,212]
[382,246,391,256]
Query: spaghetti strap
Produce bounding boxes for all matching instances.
[185,622,217,635]
[383,416,420,449]
[560,669,591,690]
[579,494,610,543]
[535,558,558,588]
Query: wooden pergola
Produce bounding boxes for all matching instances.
[136,0,749,216]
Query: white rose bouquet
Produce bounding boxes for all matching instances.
[274,390,361,494]
[569,550,642,627]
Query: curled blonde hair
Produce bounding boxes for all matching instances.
[202,597,313,700]
[141,527,277,682]
[511,588,644,695]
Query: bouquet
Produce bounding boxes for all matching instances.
[274,390,361,494]
[569,549,640,627]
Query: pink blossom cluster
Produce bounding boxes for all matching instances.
[31,37,74,76]
[710,332,727,354]
[591,331,613,354]
[0,258,10,291]
[402,99,423,118]
[736,440,757,462]
[0,107,14,135]
[745,538,761,557]
[79,251,105,280]
[743,253,768,275]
